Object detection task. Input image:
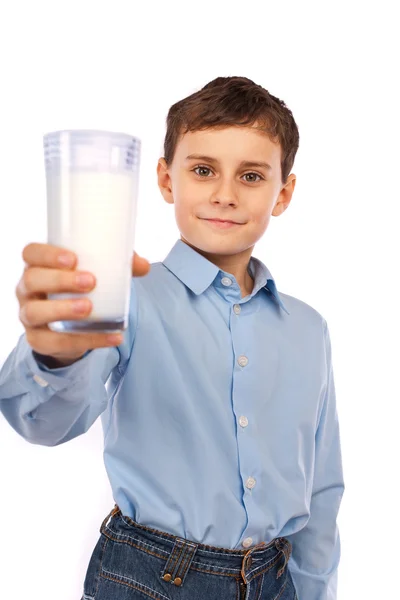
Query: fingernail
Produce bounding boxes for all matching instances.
[73,299,89,313]
[107,334,122,345]
[58,253,74,267]
[76,273,94,287]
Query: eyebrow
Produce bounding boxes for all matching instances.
[185,154,272,171]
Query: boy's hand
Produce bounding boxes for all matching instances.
[15,243,150,366]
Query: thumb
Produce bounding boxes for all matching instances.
[132,252,150,276]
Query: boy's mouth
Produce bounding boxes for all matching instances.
[202,218,243,229]
[201,216,244,224]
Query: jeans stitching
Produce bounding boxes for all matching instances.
[175,543,197,579]
[244,554,282,584]
[246,553,280,579]
[101,527,241,577]
[166,541,185,576]
[235,579,240,600]
[104,521,237,571]
[254,572,264,600]
[104,521,169,556]
[272,576,288,600]
[101,525,286,581]
[100,569,170,600]
[93,535,108,598]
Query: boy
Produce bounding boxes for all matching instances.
[0,76,344,600]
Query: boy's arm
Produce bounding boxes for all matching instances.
[285,319,345,600]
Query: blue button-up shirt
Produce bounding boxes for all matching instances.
[0,238,344,600]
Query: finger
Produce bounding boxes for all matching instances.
[20,297,94,329]
[26,327,123,357]
[132,253,150,276]
[18,267,95,297]
[22,243,77,270]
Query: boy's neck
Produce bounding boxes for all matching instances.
[181,237,255,298]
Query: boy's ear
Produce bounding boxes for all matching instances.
[271,174,296,217]
[157,158,174,204]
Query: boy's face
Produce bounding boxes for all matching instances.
[157,125,296,262]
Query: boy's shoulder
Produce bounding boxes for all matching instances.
[278,290,326,327]
[277,289,327,329]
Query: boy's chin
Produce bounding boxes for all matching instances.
[181,235,247,257]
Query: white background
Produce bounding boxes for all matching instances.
[0,1,399,598]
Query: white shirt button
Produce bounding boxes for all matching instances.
[242,537,253,548]
[239,416,248,427]
[33,374,49,388]
[238,355,248,367]
[221,277,233,286]
[246,477,256,489]
[233,304,241,315]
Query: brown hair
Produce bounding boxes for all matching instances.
[163,76,300,184]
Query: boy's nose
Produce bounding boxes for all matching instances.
[211,180,239,206]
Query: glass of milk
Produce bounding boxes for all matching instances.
[43,129,141,334]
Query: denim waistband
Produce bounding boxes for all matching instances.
[99,504,292,588]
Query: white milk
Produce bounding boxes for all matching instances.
[47,170,138,332]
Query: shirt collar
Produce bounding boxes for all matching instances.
[162,239,290,315]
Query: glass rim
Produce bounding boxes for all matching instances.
[43,129,141,145]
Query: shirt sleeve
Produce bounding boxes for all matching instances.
[0,333,120,446]
[285,319,345,600]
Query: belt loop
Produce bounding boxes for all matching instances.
[160,538,198,587]
[100,503,120,533]
[240,542,267,584]
[275,538,292,579]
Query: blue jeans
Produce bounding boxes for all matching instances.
[81,504,298,600]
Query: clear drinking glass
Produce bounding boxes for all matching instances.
[43,129,141,334]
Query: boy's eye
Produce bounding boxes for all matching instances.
[192,166,263,183]
[193,166,212,177]
[243,173,262,183]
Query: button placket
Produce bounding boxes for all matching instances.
[233,290,255,556]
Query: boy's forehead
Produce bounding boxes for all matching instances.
[175,125,280,161]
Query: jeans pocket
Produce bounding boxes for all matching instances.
[99,535,172,600]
